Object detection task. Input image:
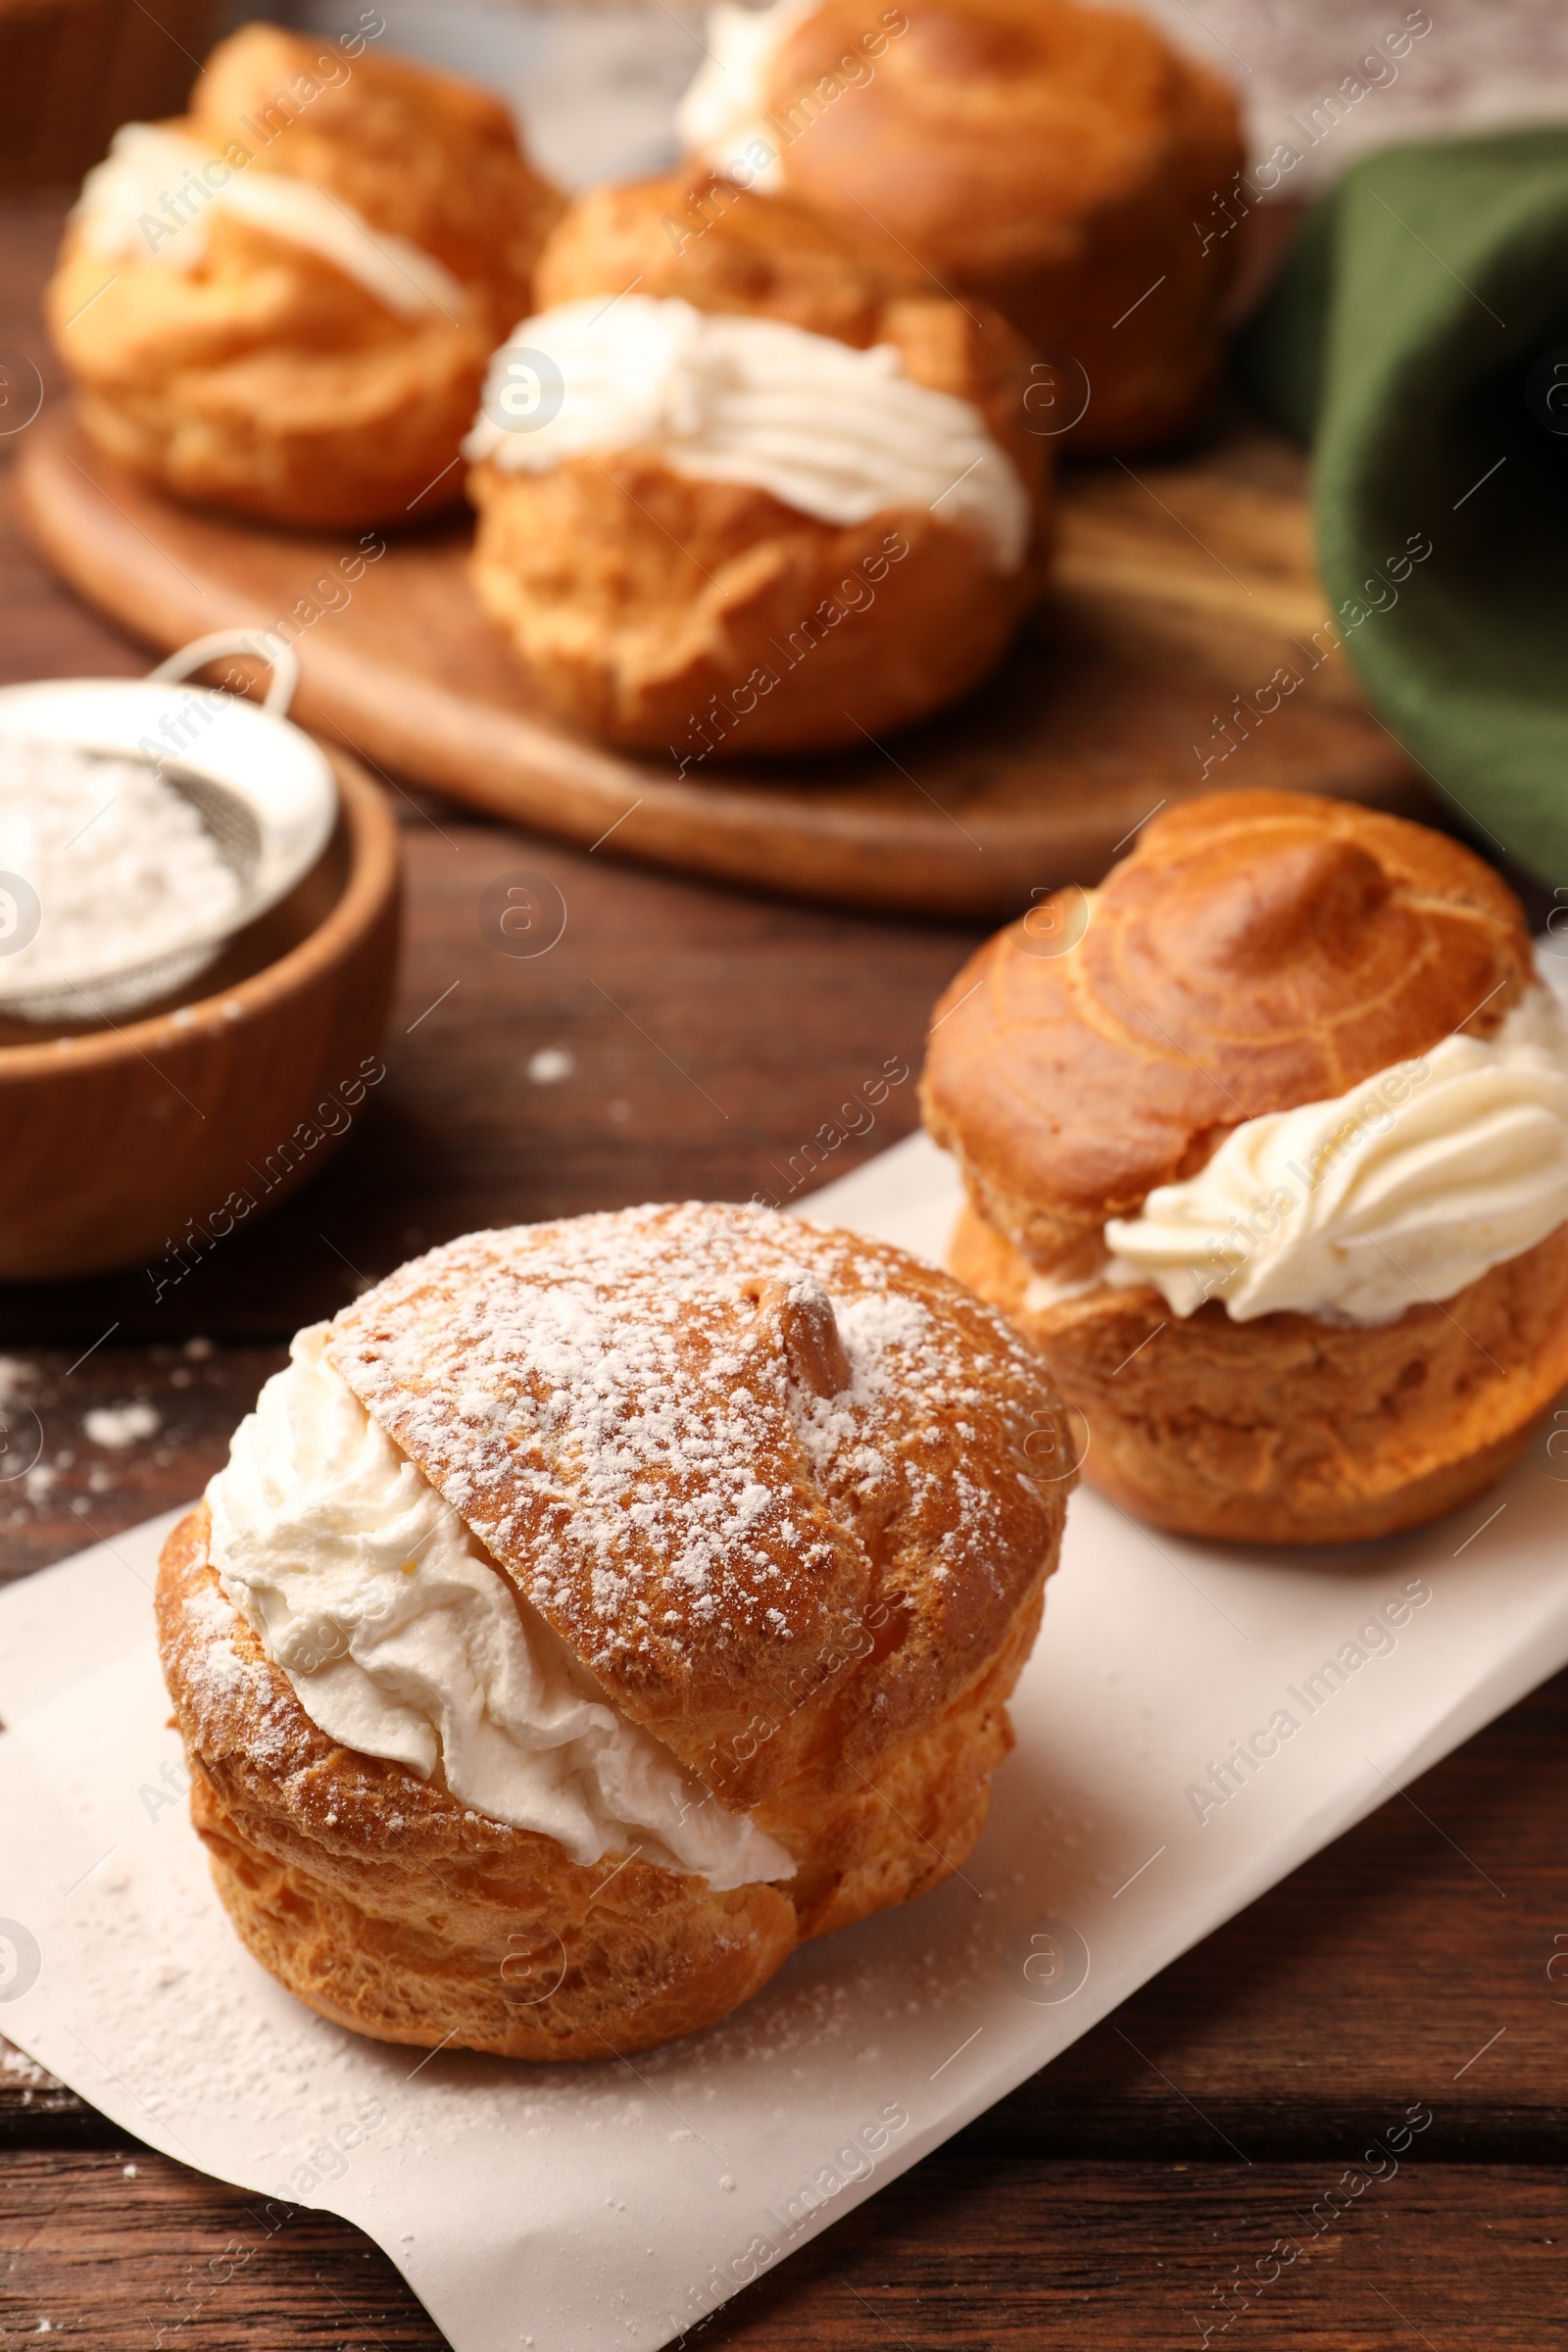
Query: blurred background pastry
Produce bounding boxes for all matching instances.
[157,1202,1069,2057]
[464,167,1050,752]
[922,789,1568,1544]
[678,0,1245,451]
[46,23,563,528]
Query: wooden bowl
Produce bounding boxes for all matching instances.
[0,747,401,1281]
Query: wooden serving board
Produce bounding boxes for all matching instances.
[15,404,1430,919]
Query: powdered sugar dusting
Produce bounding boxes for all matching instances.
[325,1203,1058,1707]
[179,1574,310,1773]
[0,2037,54,2090]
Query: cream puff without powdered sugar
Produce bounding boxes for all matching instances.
[462,169,1050,755]
[48,23,563,530]
[677,0,1245,453]
[922,789,1568,1545]
[156,1201,1070,2059]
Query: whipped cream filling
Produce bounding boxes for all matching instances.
[73,122,464,319]
[464,294,1031,570]
[674,0,818,186]
[205,1325,794,1887]
[1100,980,1568,1326]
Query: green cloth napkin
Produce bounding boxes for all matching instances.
[1238,130,1568,882]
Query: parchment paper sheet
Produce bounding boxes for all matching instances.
[2,1133,1566,2352]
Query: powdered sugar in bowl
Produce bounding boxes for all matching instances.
[0,636,400,1282]
[0,631,335,1022]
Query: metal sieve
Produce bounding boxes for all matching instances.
[0,631,338,1023]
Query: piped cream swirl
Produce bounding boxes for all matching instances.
[1102,980,1568,1326]
[73,122,464,319]
[205,1325,793,1887]
[463,294,1031,570]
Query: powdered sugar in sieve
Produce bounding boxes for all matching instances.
[0,632,337,1024]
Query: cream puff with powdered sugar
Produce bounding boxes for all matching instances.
[156,1201,1070,2059]
[462,169,1050,754]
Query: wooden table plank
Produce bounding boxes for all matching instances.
[4,2148,1566,2348]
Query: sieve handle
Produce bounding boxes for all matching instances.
[149,629,300,717]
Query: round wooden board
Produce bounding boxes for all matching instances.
[15,404,1431,919]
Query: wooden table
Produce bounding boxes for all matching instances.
[3,196,1566,2351]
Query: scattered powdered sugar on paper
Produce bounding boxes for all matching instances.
[64,1861,349,2153]
[62,1806,999,2178]
[59,1788,793,2178]
[640,1902,1005,2084]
